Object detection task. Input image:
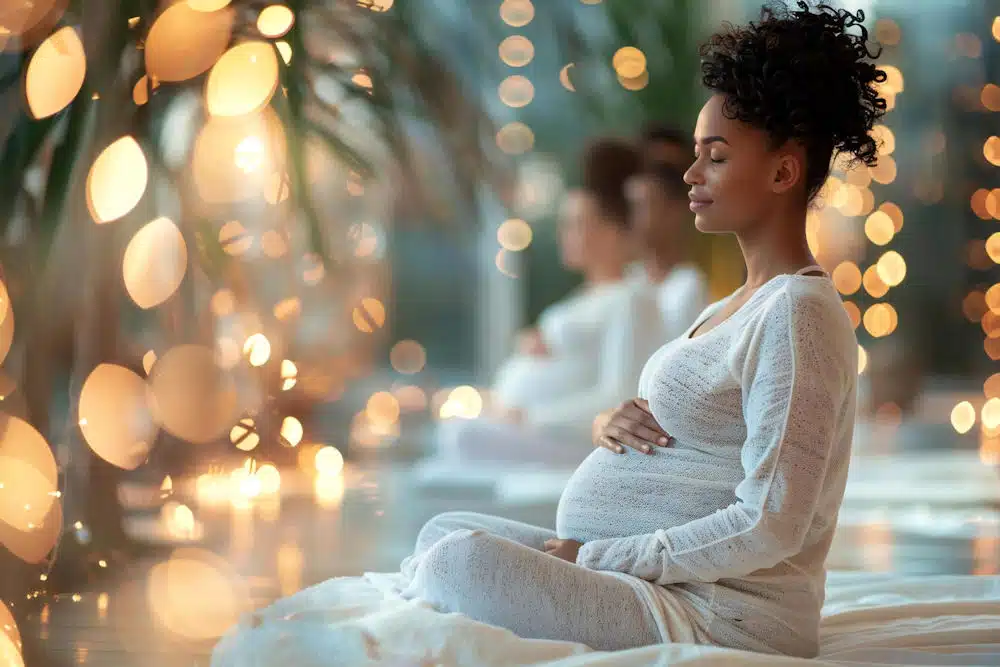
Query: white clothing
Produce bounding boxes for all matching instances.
[559,269,857,657]
[493,281,663,429]
[408,270,857,657]
[626,262,710,341]
[436,418,594,468]
[396,511,696,651]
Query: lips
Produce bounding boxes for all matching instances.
[688,194,713,211]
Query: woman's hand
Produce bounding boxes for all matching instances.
[516,328,549,357]
[594,398,671,455]
[543,538,582,563]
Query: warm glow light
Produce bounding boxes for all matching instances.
[559,63,576,92]
[499,0,534,27]
[366,392,400,427]
[496,122,534,155]
[257,5,294,37]
[256,464,281,495]
[280,416,303,447]
[206,42,279,117]
[879,202,904,232]
[79,364,157,470]
[188,0,232,9]
[857,345,867,374]
[147,548,249,640]
[439,386,483,420]
[273,297,301,321]
[148,345,239,445]
[389,340,426,374]
[497,218,533,251]
[617,70,649,91]
[982,84,1000,112]
[951,401,976,434]
[146,2,233,82]
[831,261,862,295]
[498,75,534,108]
[352,298,386,333]
[987,233,1000,264]
[994,16,1000,42]
[612,46,646,79]
[243,333,271,367]
[869,155,897,184]
[863,266,889,298]
[219,221,252,255]
[281,359,298,390]
[498,35,534,67]
[864,211,895,246]
[862,303,898,338]
[0,414,59,562]
[874,18,900,46]
[192,108,286,204]
[314,446,344,476]
[25,26,85,119]
[842,301,861,329]
[985,373,1000,398]
[314,473,345,508]
[143,350,157,376]
[876,251,906,286]
[230,418,259,452]
[880,65,904,94]
[123,217,187,309]
[276,41,292,64]
[985,136,1000,167]
[87,136,148,224]
[871,125,895,155]
[971,188,994,220]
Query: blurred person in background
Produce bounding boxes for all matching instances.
[425,137,666,470]
[626,124,709,340]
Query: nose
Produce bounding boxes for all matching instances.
[683,161,703,186]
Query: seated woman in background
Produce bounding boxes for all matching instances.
[400,1,876,656]
[433,138,667,468]
[626,124,709,340]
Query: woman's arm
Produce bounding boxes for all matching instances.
[523,288,665,428]
[575,290,854,584]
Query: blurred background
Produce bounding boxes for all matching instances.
[0,0,998,665]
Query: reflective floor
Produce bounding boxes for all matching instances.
[18,447,1000,666]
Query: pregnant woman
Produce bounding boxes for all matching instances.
[398,2,882,657]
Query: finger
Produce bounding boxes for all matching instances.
[606,426,654,454]
[598,436,625,454]
[543,539,558,549]
[633,398,653,414]
[630,421,672,446]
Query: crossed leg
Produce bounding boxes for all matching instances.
[398,512,661,651]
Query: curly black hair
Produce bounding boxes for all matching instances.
[579,137,641,227]
[699,1,887,201]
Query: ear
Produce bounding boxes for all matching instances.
[770,152,803,195]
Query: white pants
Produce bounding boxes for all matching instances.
[435,418,592,468]
[398,511,662,651]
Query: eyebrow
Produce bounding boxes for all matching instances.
[694,135,730,146]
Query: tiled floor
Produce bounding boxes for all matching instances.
[16,457,1000,666]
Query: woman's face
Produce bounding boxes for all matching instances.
[557,190,620,270]
[684,94,795,234]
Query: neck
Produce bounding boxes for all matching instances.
[736,209,815,289]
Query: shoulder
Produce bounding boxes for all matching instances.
[754,277,858,368]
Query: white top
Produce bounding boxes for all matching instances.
[556,270,858,656]
[492,281,666,431]
[627,262,710,341]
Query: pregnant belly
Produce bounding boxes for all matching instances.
[555,446,743,543]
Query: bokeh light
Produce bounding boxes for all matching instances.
[243,334,272,367]
[876,251,906,287]
[281,359,298,390]
[145,2,233,82]
[982,84,1000,112]
[832,261,862,295]
[87,136,148,224]
[559,64,576,92]
[0,601,21,667]
[951,401,976,434]
[257,5,294,38]
[497,218,533,251]
[353,298,386,333]
[617,70,649,91]
[148,345,240,445]
[874,18,900,46]
[864,210,895,245]
[499,0,534,27]
[498,35,533,67]
[496,122,534,155]
[389,340,426,374]
[869,155,897,184]
[439,385,483,420]
[862,265,889,298]
[314,446,344,476]
[192,108,286,204]
[498,75,534,108]
[612,46,646,78]
[206,42,279,117]
[366,391,400,427]
[123,217,187,309]
[842,301,861,329]
[984,136,1000,167]
[132,75,160,106]
[862,303,898,338]
[79,364,157,470]
[230,418,259,452]
[147,548,249,641]
[280,416,303,447]
[25,26,85,119]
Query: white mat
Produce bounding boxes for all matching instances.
[212,571,1000,667]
